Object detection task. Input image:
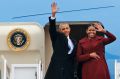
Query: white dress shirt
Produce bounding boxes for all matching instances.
[51,16,55,20]
[67,36,74,54]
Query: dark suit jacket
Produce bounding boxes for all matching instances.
[44,17,77,79]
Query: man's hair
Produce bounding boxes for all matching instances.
[56,23,70,32]
[59,23,69,28]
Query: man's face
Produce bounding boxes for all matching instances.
[59,23,70,37]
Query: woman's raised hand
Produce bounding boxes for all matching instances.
[94,23,106,33]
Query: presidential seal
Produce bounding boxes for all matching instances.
[7,28,30,52]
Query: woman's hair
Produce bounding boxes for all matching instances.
[86,23,96,30]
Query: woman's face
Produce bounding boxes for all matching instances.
[86,26,96,38]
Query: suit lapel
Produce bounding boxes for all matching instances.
[70,36,77,46]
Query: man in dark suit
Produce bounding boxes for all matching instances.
[44,2,77,79]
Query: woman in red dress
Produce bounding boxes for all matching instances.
[76,23,116,79]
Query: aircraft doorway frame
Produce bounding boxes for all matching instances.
[44,21,104,79]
